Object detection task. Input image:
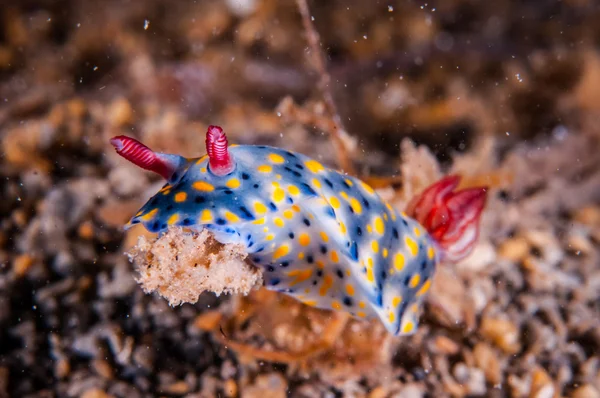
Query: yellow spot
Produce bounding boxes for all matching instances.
[305,160,324,173]
[274,217,284,228]
[263,227,268,232]
[273,187,285,202]
[386,202,397,221]
[298,252,305,260]
[292,204,301,212]
[331,251,339,263]
[361,181,375,194]
[392,296,402,307]
[366,268,374,282]
[401,211,408,217]
[402,321,414,334]
[428,246,435,259]
[340,222,347,234]
[346,269,351,276]
[288,269,313,286]
[319,275,333,296]
[159,185,171,193]
[276,174,282,180]
[388,312,396,322]
[374,216,385,234]
[410,303,419,313]
[329,196,341,209]
[367,257,374,268]
[331,301,342,310]
[141,209,158,221]
[358,311,366,318]
[288,185,300,195]
[384,213,388,221]
[272,181,280,187]
[283,209,294,219]
[340,191,349,200]
[312,178,322,189]
[268,153,285,164]
[320,231,329,242]
[200,209,212,223]
[344,178,354,187]
[174,192,187,202]
[371,240,379,253]
[167,214,179,225]
[414,227,421,237]
[304,300,317,307]
[192,181,214,192]
[135,210,143,217]
[409,274,421,288]
[254,202,267,214]
[394,253,405,271]
[405,236,419,256]
[252,217,265,225]
[367,225,373,233]
[224,211,239,222]
[383,248,389,258]
[316,260,325,269]
[417,280,431,296]
[345,284,355,296]
[226,178,240,189]
[257,165,272,173]
[359,301,366,309]
[299,233,311,246]
[349,198,363,214]
[200,167,207,173]
[265,233,275,241]
[273,245,289,260]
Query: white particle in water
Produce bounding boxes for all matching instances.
[388,5,394,12]
[144,20,150,30]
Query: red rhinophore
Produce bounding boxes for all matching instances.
[406,175,488,263]
[205,125,235,175]
[110,136,172,179]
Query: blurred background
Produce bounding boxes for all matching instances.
[1,0,599,397]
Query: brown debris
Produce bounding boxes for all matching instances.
[479,316,521,355]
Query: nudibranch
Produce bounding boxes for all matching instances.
[111,126,487,336]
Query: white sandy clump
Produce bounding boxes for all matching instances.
[127,227,263,306]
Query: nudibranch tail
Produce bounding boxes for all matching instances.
[406,175,488,263]
[110,135,175,180]
[205,125,235,176]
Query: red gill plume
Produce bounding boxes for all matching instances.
[406,175,488,263]
[205,125,235,176]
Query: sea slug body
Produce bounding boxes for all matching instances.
[111,126,487,336]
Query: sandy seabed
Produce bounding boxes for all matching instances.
[0,0,599,397]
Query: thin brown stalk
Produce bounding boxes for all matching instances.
[295,0,357,175]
